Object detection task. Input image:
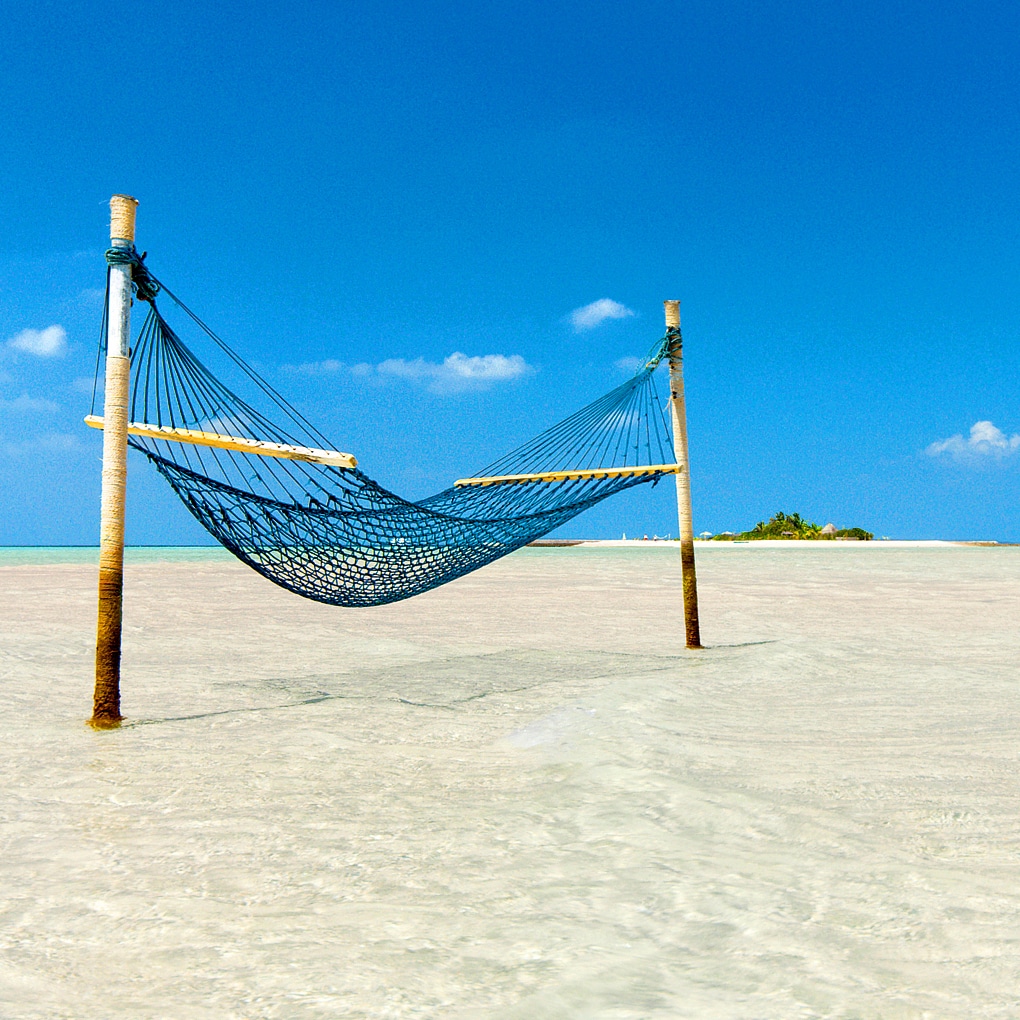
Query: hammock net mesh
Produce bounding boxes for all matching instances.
[93,252,680,606]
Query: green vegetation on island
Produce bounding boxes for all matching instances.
[711,511,873,542]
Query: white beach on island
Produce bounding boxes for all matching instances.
[2,542,1019,1018]
[572,537,997,547]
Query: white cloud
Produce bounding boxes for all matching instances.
[199,414,258,436]
[0,393,60,413]
[927,421,1020,462]
[372,352,533,393]
[283,351,534,393]
[36,432,80,451]
[570,299,635,332]
[281,359,345,376]
[0,431,80,457]
[77,287,106,308]
[6,325,67,357]
[614,355,644,373]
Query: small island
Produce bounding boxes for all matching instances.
[711,511,873,542]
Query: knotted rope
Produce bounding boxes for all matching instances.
[105,245,161,304]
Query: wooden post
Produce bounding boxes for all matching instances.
[90,195,137,728]
[665,300,702,649]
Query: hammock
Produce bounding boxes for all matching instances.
[90,250,681,606]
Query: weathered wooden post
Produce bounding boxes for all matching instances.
[664,300,702,649]
[90,194,137,728]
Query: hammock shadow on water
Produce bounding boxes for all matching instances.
[125,648,698,728]
[701,640,777,649]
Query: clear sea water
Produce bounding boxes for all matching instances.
[0,545,233,565]
[1,544,1018,1018]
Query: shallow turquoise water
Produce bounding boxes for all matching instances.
[1,545,1019,1018]
[0,545,232,565]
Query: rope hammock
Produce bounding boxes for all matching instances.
[89,249,681,607]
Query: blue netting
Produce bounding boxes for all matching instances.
[95,251,680,606]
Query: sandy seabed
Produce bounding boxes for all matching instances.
[1,544,1019,1019]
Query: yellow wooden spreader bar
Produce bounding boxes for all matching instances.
[454,463,681,487]
[84,415,357,469]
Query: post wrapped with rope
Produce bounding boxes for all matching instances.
[91,194,138,729]
[664,300,701,649]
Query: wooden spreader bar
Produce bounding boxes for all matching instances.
[85,415,357,468]
[454,463,681,487]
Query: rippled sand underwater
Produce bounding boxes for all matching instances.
[2,544,1019,1018]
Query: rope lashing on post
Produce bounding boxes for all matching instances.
[664,323,681,358]
[88,258,680,606]
[105,246,161,304]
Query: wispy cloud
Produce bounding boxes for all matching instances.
[373,352,533,393]
[38,432,80,451]
[570,299,635,332]
[282,351,534,393]
[0,431,80,457]
[6,325,67,358]
[927,421,1020,463]
[614,355,644,373]
[0,393,61,413]
[281,359,345,376]
[77,287,106,310]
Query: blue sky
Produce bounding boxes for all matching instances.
[1,0,1018,543]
